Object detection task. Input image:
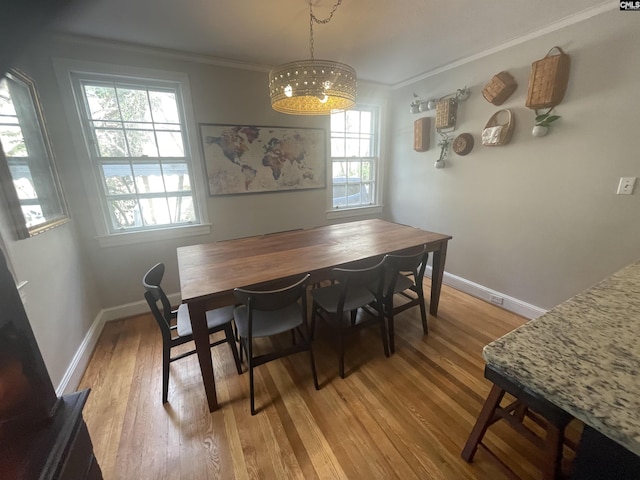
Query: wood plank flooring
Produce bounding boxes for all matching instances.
[78,281,570,479]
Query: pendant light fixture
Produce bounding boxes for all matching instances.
[268,0,357,115]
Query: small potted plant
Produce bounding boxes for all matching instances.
[532,111,561,137]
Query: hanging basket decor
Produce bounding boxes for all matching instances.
[482,109,515,147]
[452,133,474,155]
[525,46,570,110]
[482,71,517,106]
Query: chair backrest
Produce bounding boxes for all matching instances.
[234,274,310,312]
[142,263,174,337]
[331,258,386,312]
[382,245,429,292]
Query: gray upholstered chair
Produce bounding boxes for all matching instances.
[382,245,429,353]
[143,262,242,403]
[311,259,389,378]
[233,274,319,415]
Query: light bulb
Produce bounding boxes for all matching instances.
[317,93,329,103]
[284,84,293,97]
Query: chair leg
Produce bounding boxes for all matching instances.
[310,304,317,341]
[418,292,429,334]
[379,311,390,358]
[162,345,171,403]
[225,323,243,375]
[248,339,256,415]
[338,320,345,379]
[461,384,506,462]
[388,313,396,354]
[303,324,320,390]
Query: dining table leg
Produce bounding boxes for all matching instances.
[187,301,218,412]
[430,240,448,316]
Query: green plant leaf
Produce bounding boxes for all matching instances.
[545,115,560,123]
[535,113,549,122]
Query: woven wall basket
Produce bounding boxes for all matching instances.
[482,71,517,106]
[482,109,515,146]
[435,98,458,131]
[526,46,570,110]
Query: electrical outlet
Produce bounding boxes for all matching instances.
[617,177,636,195]
[489,294,504,305]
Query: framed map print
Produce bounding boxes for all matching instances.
[200,124,326,195]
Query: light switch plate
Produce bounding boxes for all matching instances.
[617,177,636,195]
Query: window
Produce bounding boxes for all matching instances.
[0,69,69,237]
[330,107,379,210]
[70,72,200,234]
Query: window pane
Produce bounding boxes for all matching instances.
[150,91,179,123]
[332,161,346,179]
[0,125,27,156]
[330,111,345,133]
[126,129,159,157]
[362,161,372,181]
[345,138,360,157]
[168,195,195,222]
[102,164,135,195]
[345,110,360,133]
[21,204,44,228]
[348,162,361,179]
[359,137,372,157]
[163,163,191,191]
[96,129,127,157]
[156,131,184,157]
[133,163,164,193]
[139,197,170,226]
[360,111,372,134]
[109,199,141,228]
[0,79,16,116]
[117,87,152,122]
[84,85,120,121]
[330,136,345,157]
[10,164,36,199]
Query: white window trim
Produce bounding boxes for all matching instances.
[53,58,211,247]
[326,99,387,219]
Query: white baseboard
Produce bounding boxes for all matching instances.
[425,266,547,320]
[56,311,106,396]
[55,292,181,395]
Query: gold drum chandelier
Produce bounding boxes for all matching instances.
[268,0,357,115]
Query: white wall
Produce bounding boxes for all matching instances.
[387,10,640,310]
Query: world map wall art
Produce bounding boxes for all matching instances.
[200,124,326,196]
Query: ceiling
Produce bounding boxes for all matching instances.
[51,0,611,87]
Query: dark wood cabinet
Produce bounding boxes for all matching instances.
[1,389,102,480]
[0,245,102,479]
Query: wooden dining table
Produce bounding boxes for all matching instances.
[177,219,452,412]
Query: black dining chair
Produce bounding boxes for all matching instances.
[143,263,242,404]
[382,245,429,353]
[311,259,389,378]
[233,274,319,415]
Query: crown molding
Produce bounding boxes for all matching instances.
[392,1,616,89]
[52,32,274,73]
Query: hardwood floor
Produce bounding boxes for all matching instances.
[78,281,569,479]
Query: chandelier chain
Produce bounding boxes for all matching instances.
[309,0,344,60]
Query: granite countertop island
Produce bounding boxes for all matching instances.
[483,261,640,456]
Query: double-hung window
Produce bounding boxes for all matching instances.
[329,106,379,211]
[69,72,202,236]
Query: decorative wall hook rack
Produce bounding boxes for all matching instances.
[411,86,470,115]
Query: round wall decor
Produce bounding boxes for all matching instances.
[453,133,474,155]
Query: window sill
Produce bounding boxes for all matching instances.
[326,205,383,220]
[96,223,211,248]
